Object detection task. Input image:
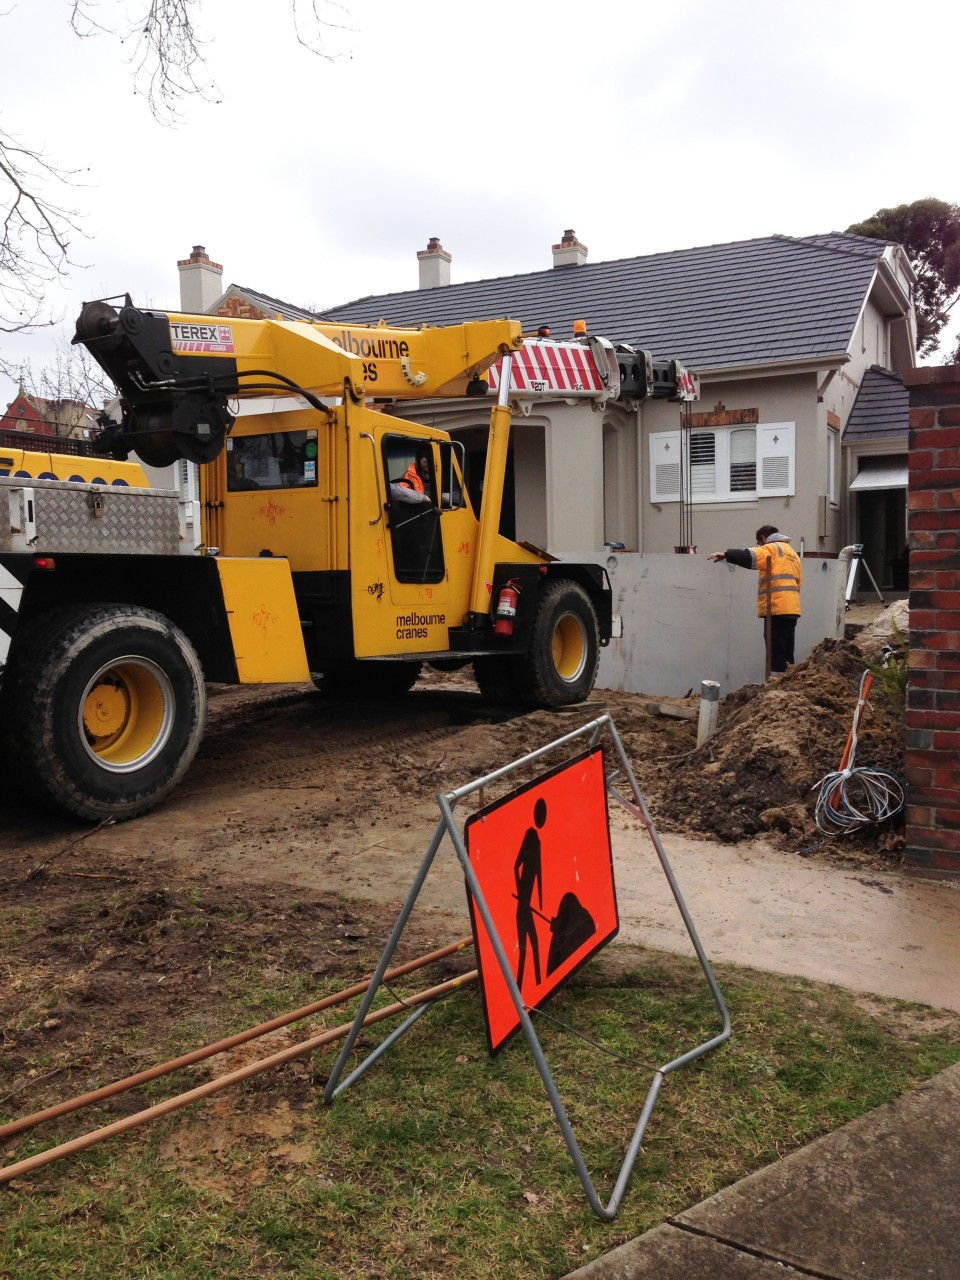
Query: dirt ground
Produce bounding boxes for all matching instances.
[2,599,933,1142]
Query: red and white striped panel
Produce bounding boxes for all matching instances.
[486,340,606,397]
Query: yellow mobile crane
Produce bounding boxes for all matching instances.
[0,297,696,821]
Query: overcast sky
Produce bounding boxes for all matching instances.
[2,0,958,404]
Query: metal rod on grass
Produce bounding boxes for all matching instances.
[0,936,473,1142]
[0,970,478,1186]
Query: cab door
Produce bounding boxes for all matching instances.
[207,408,340,572]
[381,435,445,586]
[347,416,479,659]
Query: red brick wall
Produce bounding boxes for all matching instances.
[902,365,960,878]
[216,297,268,320]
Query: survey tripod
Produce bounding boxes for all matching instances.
[844,543,886,609]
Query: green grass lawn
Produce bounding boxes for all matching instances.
[2,945,957,1280]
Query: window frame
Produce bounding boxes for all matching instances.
[826,425,839,505]
[225,428,319,492]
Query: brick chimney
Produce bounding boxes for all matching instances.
[417,236,452,289]
[552,229,588,268]
[177,245,224,313]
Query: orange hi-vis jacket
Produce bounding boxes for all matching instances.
[400,462,424,493]
[750,538,802,617]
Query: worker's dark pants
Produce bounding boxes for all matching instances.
[763,615,798,673]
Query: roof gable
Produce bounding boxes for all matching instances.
[0,391,48,434]
[216,284,324,323]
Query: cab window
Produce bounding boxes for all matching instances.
[226,430,319,491]
[382,435,444,584]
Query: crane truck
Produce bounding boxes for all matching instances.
[0,297,697,822]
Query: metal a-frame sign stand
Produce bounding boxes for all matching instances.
[323,714,731,1221]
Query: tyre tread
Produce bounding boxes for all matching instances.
[521,580,600,708]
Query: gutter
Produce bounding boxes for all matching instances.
[695,352,850,383]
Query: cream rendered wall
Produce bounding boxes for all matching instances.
[602,404,640,549]
[639,372,820,556]
[844,298,890,389]
[543,399,606,552]
[511,419,548,548]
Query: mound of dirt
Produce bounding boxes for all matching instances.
[644,632,905,849]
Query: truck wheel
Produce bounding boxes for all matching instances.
[3,605,206,822]
[473,655,522,704]
[521,581,600,707]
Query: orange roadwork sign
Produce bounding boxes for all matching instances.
[464,748,619,1054]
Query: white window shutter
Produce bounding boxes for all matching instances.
[649,430,681,502]
[758,422,794,496]
[689,430,716,496]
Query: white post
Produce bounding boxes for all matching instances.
[697,680,721,747]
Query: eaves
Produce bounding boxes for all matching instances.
[845,434,908,457]
[694,353,851,383]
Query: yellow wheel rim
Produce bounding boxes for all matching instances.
[551,611,588,683]
[79,657,175,772]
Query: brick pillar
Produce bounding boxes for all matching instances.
[902,365,960,878]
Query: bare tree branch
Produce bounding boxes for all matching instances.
[35,339,115,411]
[292,0,353,57]
[0,125,86,334]
[71,0,219,123]
[2,2,352,341]
[1,338,114,435]
[68,1,352,125]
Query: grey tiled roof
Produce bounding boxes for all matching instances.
[843,365,909,441]
[306,233,885,373]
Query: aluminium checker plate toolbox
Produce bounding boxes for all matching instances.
[1,476,185,556]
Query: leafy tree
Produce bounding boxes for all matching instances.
[1,1,349,357]
[847,198,960,360]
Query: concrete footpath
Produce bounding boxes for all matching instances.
[607,825,960,1014]
[566,1061,960,1280]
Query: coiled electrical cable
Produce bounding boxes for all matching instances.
[812,668,905,835]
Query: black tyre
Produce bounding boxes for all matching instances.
[473,655,523,704]
[314,659,422,699]
[520,580,600,707]
[1,605,206,822]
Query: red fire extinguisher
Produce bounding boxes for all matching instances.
[494,578,522,636]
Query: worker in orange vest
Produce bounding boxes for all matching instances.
[401,459,425,493]
[390,452,434,506]
[708,525,802,673]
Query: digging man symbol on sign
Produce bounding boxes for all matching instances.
[514,798,547,988]
[513,797,601,990]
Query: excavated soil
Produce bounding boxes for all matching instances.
[0,604,910,1133]
[653,634,905,847]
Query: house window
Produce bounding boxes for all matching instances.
[650,423,794,503]
[730,428,757,492]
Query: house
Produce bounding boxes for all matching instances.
[1,388,99,439]
[0,388,54,437]
[179,231,916,593]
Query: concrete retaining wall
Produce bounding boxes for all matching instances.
[580,550,847,698]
